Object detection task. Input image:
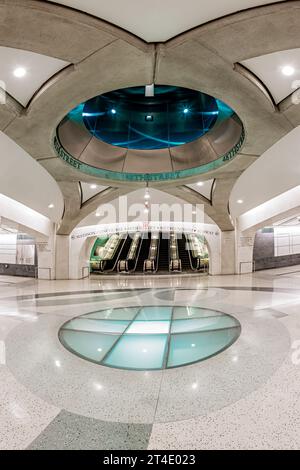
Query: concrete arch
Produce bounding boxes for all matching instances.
[2,1,300,241]
[69,222,221,278]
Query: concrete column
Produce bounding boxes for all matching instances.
[69,237,91,280]
[220,230,236,274]
[55,235,70,280]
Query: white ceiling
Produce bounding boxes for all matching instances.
[47,0,283,42]
[0,131,64,222]
[0,46,69,106]
[78,187,215,227]
[230,126,300,218]
[186,179,214,201]
[81,182,108,203]
[241,48,300,104]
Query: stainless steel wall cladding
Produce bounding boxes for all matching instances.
[56,114,244,179]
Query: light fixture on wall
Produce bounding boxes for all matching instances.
[48,203,54,209]
[237,199,244,204]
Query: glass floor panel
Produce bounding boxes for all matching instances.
[171,315,239,334]
[59,305,241,370]
[63,318,129,334]
[60,330,118,362]
[85,307,139,321]
[135,306,173,321]
[126,320,170,335]
[103,334,168,370]
[167,328,240,368]
[173,306,223,320]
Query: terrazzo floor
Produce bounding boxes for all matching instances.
[0,267,300,449]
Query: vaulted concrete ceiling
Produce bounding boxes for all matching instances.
[1,0,300,234]
[46,0,284,42]
[230,126,300,218]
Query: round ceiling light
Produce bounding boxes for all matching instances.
[281,65,295,76]
[13,67,27,78]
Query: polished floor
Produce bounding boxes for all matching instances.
[1,266,300,449]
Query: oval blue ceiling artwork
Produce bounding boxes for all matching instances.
[71,85,233,150]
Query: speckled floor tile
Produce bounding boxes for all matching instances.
[1,271,300,449]
[148,354,300,450]
[0,367,60,450]
[6,313,162,423]
[28,411,152,450]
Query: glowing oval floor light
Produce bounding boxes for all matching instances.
[59,306,241,370]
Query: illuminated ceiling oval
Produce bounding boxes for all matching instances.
[82,86,219,150]
[56,85,244,182]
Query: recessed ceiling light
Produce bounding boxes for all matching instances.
[197,181,204,187]
[282,65,295,76]
[90,184,97,189]
[237,199,244,204]
[95,212,101,217]
[94,383,103,390]
[144,208,149,214]
[183,108,189,114]
[144,192,150,199]
[48,203,54,209]
[13,67,27,78]
[111,108,116,114]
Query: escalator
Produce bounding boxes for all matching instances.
[157,233,170,272]
[177,234,192,272]
[118,232,142,273]
[169,232,182,272]
[135,233,151,272]
[144,232,160,273]
[99,234,131,273]
[187,233,209,272]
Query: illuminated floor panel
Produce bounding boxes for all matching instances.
[103,334,168,370]
[59,306,241,370]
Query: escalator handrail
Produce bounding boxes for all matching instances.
[127,232,144,273]
[102,235,128,272]
[186,233,203,272]
[153,233,160,273]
